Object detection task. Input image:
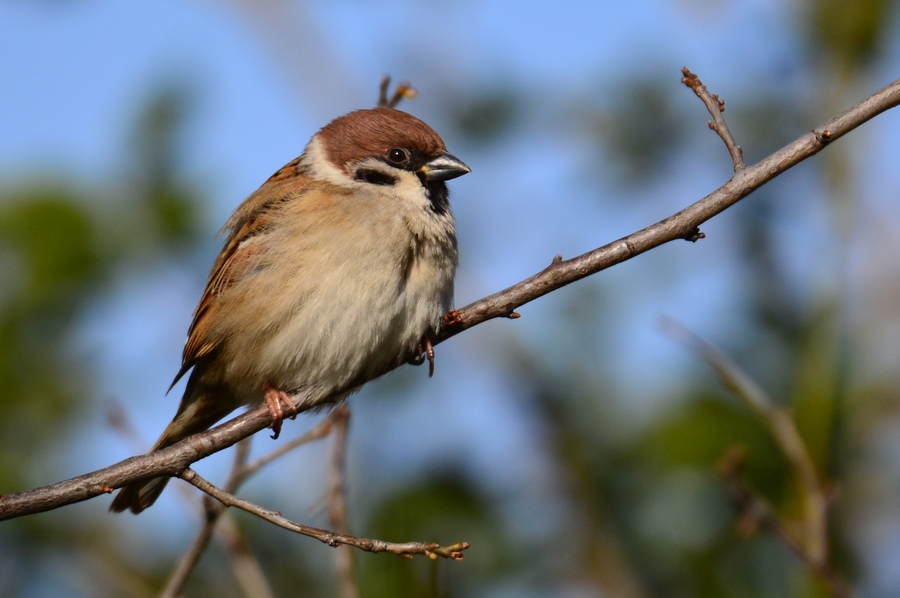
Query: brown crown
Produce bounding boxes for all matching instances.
[316,108,447,172]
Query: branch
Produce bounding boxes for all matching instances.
[720,450,855,598]
[681,67,746,171]
[178,468,469,560]
[663,319,850,597]
[437,75,900,340]
[2,70,899,521]
[161,414,338,597]
[160,441,253,598]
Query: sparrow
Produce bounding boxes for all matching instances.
[110,107,470,514]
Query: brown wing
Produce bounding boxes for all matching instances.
[169,158,307,390]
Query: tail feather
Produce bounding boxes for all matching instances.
[109,476,171,514]
[110,384,238,514]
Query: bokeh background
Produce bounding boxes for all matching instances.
[2,1,900,596]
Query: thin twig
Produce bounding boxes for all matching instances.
[242,412,338,477]
[681,67,746,171]
[109,407,275,598]
[161,417,339,595]
[215,521,276,598]
[161,504,218,598]
[377,75,417,108]
[178,468,470,560]
[161,440,276,598]
[3,72,900,521]
[327,406,357,598]
[660,318,828,561]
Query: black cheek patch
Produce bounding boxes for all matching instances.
[425,181,450,216]
[354,168,398,186]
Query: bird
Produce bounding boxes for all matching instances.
[110,107,470,514]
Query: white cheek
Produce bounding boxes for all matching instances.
[300,136,353,186]
[302,136,433,207]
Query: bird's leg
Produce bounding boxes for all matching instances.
[407,335,436,376]
[262,385,298,439]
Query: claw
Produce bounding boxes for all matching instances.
[409,335,436,377]
[425,339,435,377]
[263,385,298,439]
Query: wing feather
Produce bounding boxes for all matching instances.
[170,159,308,389]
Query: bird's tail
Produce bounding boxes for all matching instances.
[109,385,235,514]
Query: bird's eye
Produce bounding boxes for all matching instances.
[387,147,410,165]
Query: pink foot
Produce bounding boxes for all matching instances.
[263,385,298,439]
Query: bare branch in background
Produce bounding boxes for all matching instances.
[720,450,854,598]
[327,406,358,598]
[662,318,853,598]
[162,415,339,597]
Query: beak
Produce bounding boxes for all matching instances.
[420,152,471,182]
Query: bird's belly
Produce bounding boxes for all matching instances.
[237,255,449,408]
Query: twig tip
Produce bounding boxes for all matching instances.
[377,75,418,108]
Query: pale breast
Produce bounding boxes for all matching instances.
[216,182,456,408]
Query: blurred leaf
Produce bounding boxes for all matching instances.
[450,89,521,142]
[359,471,512,598]
[791,304,840,446]
[806,0,897,69]
[131,81,194,185]
[635,395,789,497]
[0,190,103,489]
[148,185,200,244]
[0,190,103,313]
[730,97,808,165]
[581,75,689,186]
[128,80,202,246]
[0,77,207,595]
